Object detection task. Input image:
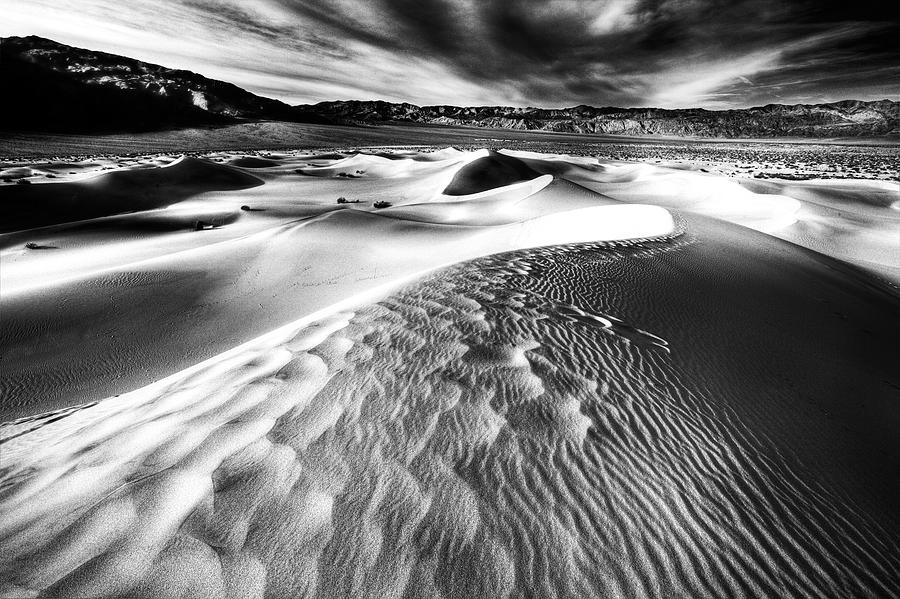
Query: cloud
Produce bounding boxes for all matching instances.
[1,0,897,108]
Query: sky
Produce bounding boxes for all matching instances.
[2,0,898,109]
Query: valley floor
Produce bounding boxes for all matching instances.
[2,121,898,180]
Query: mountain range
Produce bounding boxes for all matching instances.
[302,99,900,138]
[2,35,897,138]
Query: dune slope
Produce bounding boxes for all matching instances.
[1,214,898,598]
[0,157,262,233]
[0,149,672,417]
[443,150,542,195]
[0,147,898,598]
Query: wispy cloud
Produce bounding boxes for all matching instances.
[1,0,897,107]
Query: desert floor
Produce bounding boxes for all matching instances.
[1,142,898,598]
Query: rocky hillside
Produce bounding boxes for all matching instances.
[300,100,900,138]
[0,36,309,132]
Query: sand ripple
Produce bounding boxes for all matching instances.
[2,233,898,598]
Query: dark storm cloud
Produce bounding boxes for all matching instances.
[259,0,899,106]
[5,0,899,107]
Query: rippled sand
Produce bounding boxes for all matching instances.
[1,147,898,598]
[2,214,898,597]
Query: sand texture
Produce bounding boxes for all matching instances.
[1,147,898,598]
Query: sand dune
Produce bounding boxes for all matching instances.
[1,147,898,598]
[0,157,262,233]
[226,156,283,168]
[443,150,542,195]
[0,149,674,417]
[544,156,899,282]
[737,177,900,281]
[296,151,474,180]
[568,163,804,232]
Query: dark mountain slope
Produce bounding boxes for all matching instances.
[0,36,304,133]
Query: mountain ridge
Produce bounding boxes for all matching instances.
[298,99,900,138]
[1,35,323,133]
[2,36,897,138]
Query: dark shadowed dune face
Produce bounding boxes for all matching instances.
[93,157,264,190]
[0,209,243,251]
[443,151,542,195]
[0,158,262,233]
[303,152,348,161]
[227,157,282,168]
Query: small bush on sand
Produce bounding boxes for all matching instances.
[24,242,58,250]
